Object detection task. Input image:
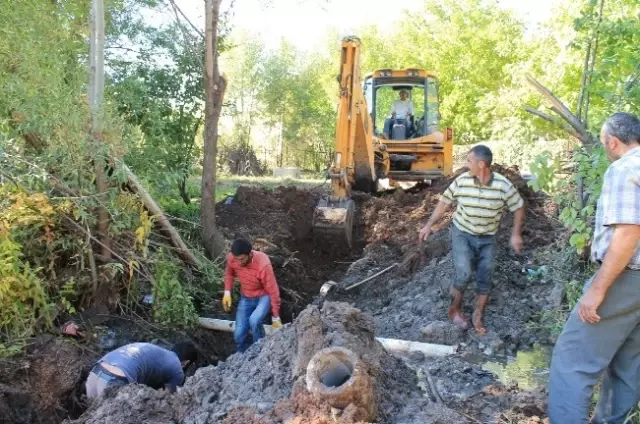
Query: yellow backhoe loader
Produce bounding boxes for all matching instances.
[312,36,454,247]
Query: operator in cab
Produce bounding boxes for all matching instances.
[384,89,415,139]
[390,88,415,118]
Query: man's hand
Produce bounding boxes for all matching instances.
[272,317,282,329]
[419,224,432,242]
[510,233,523,254]
[577,286,606,324]
[222,291,232,312]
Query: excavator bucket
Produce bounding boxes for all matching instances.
[312,197,355,248]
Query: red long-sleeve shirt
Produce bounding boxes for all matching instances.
[224,250,281,318]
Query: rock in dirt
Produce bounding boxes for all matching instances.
[71,302,466,424]
[421,321,464,345]
[547,281,566,308]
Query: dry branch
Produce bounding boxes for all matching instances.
[525,74,596,148]
[523,106,581,139]
[123,163,200,267]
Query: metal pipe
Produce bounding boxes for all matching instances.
[344,263,398,291]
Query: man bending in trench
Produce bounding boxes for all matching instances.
[419,145,525,334]
[86,342,197,398]
[222,238,282,352]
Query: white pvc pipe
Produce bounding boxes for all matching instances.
[376,337,456,357]
[198,317,457,357]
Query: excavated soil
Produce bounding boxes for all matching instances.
[214,165,562,353]
[68,302,540,424]
[70,302,550,424]
[327,164,564,354]
[10,164,562,424]
[0,337,97,424]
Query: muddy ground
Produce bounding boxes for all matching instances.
[67,302,548,424]
[3,164,564,423]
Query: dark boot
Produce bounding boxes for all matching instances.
[472,294,490,335]
[448,287,469,330]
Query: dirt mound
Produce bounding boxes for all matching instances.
[218,185,322,246]
[328,165,562,356]
[362,164,560,261]
[70,302,467,424]
[0,337,98,424]
[342,243,561,354]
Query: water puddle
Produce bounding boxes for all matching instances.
[471,344,552,390]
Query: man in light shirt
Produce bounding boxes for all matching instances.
[384,89,415,139]
[548,112,640,424]
[390,89,415,118]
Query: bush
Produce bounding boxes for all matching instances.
[151,253,197,328]
[0,225,53,352]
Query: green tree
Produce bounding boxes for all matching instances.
[110,22,205,204]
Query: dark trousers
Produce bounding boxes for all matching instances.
[548,269,640,423]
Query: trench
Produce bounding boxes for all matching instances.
[4,172,560,424]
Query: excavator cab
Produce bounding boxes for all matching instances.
[312,37,453,249]
[365,78,440,141]
[365,69,452,183]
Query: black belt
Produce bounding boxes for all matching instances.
[92,362,129,383]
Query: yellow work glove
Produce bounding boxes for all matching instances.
[222,291,232,312]
[272,317,283,329]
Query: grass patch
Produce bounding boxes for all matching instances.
[527,248,594,336]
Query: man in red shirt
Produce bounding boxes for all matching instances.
[222,239,282,352]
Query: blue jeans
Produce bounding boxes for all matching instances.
[234,295,271,352]
[85,363,128,398]
[451,224,495,295]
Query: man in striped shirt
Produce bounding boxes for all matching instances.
[548,112,640,424]
[222,239,282,352]
[419,145,525,335]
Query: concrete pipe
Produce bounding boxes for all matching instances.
[305,347,377,421]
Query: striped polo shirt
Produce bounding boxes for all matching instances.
[441,171,524,236]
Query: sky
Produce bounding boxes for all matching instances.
[151,0,557,52]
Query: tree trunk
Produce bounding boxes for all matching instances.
[201,0,226,260]
[576,39,592,122]
[89,0,111,261]
[178,173,191,204]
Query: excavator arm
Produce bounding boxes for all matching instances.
[312,37,384,248]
